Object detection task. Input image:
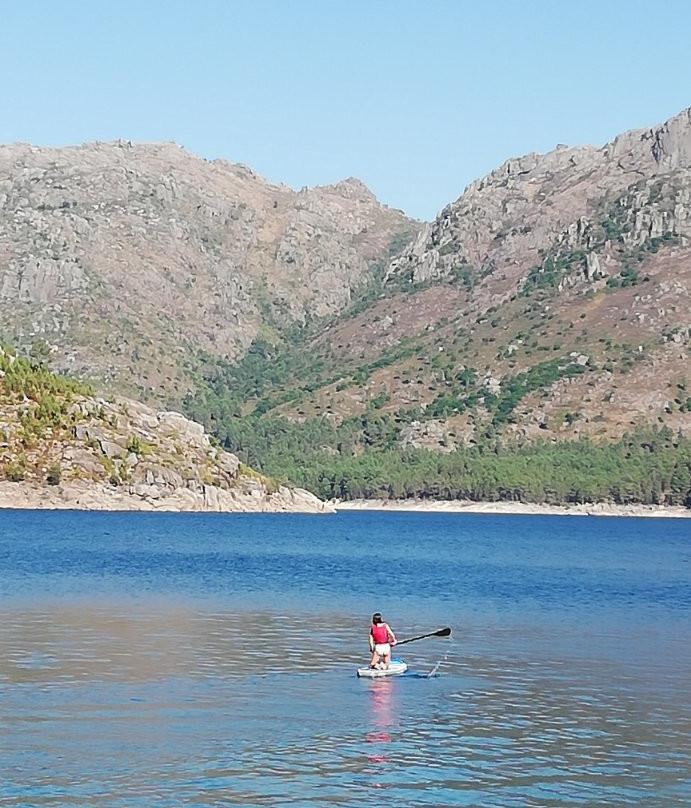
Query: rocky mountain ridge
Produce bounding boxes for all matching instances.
[388,108,691,286]
[0,140,417,399]
[269,108,690,447]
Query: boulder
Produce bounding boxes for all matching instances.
[99,439,123,459]
[217,451,240,475]
[140,463,184,489]
[156,411,205,443]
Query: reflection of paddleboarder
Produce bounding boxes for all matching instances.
[369,678,394,734]
[369,612,397,670]
[366,679,394,777]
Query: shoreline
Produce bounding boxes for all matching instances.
[333,498,691,519]
[0,480,334,514]
[0,482,687,518]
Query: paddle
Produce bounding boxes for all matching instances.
[395,627,451,646]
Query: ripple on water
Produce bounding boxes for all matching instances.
[1,509,690,807]
[3,605,689,807]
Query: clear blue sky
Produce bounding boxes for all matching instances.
[2,0,690,220]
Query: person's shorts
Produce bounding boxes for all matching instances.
[374,643,391,656]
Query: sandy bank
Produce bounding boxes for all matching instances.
[333,498,690,519]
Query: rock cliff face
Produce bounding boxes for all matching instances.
[0,141,416,399]
[387,108,691,287]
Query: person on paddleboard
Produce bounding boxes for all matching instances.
[369,612,397,669]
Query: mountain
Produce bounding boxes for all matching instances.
[178,109,691,505]
[1,111,690,506]
[221,108,691,445]
[0,141,417,400]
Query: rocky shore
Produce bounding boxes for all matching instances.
[0,479,331,513]
[334,499,690,518]
[0,379,332,513]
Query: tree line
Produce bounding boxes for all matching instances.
[183,390,691,507]
[265,431,691,506]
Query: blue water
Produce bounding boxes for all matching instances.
[1,510,689,806]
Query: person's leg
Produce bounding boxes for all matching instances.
[382,650,391,668]
[370,649,379,668]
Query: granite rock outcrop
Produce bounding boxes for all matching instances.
[0,368,331,512]
[386,108,691,288]
[261,108,691,445]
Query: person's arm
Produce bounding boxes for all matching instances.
[368,628,375,652]
[387,624,397,645]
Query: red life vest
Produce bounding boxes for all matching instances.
[371,623,389,644]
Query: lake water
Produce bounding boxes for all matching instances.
[1,510,689,807]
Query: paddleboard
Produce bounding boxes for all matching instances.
[356,658,407,678]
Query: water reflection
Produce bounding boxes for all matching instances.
[365,679,395,787]
[369,678,395,735]
[0,604,689,806]
[0,605,361,684]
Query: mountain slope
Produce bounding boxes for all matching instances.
[211,108,690,446]
[1,111,690,506]
[388,108,691,287]
[0,141,417,400]
[174,109,691,506]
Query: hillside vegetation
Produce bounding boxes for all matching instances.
[0,345,92,484]
[184,352,691,506]
[182,110,691,506]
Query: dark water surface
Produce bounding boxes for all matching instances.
[1,510,689,807]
